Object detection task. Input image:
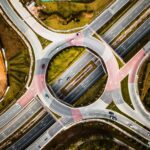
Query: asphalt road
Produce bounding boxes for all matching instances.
[0,0,150,149]
[51,52,104,103]
[11,0,130,41]
[50,1,150,104]
[128,42,150,126]
[50,17,150,104]
[27,108,150,150]
[0,0,131,131]
[83,0,130,35]
[8,113,55,150]
[0,99,42,142]
[115,17,150,56]
[102,0,150,43]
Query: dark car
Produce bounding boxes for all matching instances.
[42,64,45,69]
[109,111,117,121]
[110,115,117,121]
[109,111,114,115]
[45,94,49,98]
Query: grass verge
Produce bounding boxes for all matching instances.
[47,46,85,84]
[0,14,30,113]
[37,34,52,49]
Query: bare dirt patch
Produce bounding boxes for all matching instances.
[0,50,7,99]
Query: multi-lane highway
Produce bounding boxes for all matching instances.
[8,113,55,150]
[83,0,130,36]
[27,43,150,149]
[51,52,105,103]
[102,0,150,43]
[28,108,150,150]
[115,17,150,56]
[0,0,150,149]
[50,0,150,105]
[0,99,42,142]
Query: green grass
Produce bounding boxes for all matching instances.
[0,52,30,113]
[37,34,52,49]
[143,89,150,112]
[114,53,124,68]
[35,0,113,30]
[121,76,134,109]
[138,57,150,112]
[0,14,31,113]
[47,46,85,84]
[45,121,145,150]
[41,0,94,2]
[140,64,150,100]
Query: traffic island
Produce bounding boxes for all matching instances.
[46,46,108,107]
[138,55,150,112]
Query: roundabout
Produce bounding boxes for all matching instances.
[35,34,119,118]
[0,0,150,149]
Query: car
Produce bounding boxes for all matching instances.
[76,32,80,36]
[108,111,117,121]
[45,94,49,98]
[58,79,62,84]
[109,111,114,115]
[66,76,71,81]
[41,64,45,69]
[110,115,117,121]
[127,123,133,127]
[147,133,150,136]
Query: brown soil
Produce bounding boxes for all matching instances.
[0,50,7,98]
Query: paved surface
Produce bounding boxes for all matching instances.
[102,0,150,43]
[51,52,105,103]
[27,109,150,150]
[50,0,150,104]
[50,17,150,104]
[0,0,150,149]
[8,113,55,150]
[83,0,130,36]
[11,0,130,41]
[128,43,150,123]
[0,99,42,142]
[115,17,150,56]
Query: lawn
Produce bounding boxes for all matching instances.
[138,57,150,112]
[143,64,150,111]
[0,14,31,113]
[35,0,113,30]
[47,46,85,84]
[37,34,52,49]
[121,76,133,108]
[44,121,143,149]
[47,46,108,107]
